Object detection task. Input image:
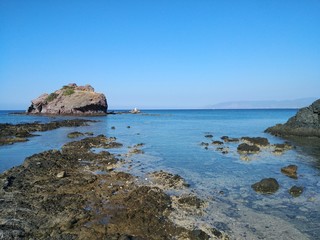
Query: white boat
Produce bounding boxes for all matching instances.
[130,108,140,114]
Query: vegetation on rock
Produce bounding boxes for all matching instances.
[46,92,58,102]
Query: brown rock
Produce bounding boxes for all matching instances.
[27,83,107,115]
[241,137,270,147]
[281,165,298,179]
[237,143,260,154]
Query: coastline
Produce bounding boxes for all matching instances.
[0,123,227,239]
[0,110,319,239]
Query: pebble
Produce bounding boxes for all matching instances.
[56,171,66,178]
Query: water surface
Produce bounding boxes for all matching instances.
[1,109,319,239]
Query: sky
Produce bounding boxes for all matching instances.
[0,0,319,110]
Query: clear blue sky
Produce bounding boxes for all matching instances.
[1,0,319,109]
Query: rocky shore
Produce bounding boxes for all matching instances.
[0,131,227,239]
[265,99,320,137]
[0,119,94,146]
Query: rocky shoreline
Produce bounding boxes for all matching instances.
[0,119,95,146]
[0,125,227,239]
[265,99,320,138]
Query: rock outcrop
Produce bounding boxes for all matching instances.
[27,83,107,115]
[265,99,320,137]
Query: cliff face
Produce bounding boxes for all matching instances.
[265,99,320,137]
[27,83,108,115]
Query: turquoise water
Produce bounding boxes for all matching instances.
[1,109,319,239]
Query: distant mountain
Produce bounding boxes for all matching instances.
[209,98,317,109]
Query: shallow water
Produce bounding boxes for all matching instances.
[1,109,319,239]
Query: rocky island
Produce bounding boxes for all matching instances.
[265,99,320,137]
[27,83,108,115]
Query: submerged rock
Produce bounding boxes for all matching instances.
[251,178,280,194]
[200,142,209,147]
[272,142,294,155]
[221,136,239,143]
[289,186,304,197]
[212,140,224,145]
[67,131,85,138]
[205,134,213,138]
[216,147,229,154]
[265,99,320,137]
[27,83,108,115]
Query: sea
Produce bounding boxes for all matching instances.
[1,109,319,239]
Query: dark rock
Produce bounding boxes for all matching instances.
[274,142,293,150]
[281,165,298,179]
[0,136,28,145]
[178,195,204,209]
[200,142,209,147]
[272,142,294,155]
[265,99,320,137]
[129,148,144,154]
[1,136,221,239]
[212,141,223,145]
[27,83,108,115]
[251,178,280,194]
[0,119,94,146]
[289,186,304,197]
[241,137,270,147]
[67,131,84,138]
[190,229,210,240]
[216,147,229,154]
[133,143,145,148]
[237,143,260,154]
[205,134,213,138]
[210,227,226,239]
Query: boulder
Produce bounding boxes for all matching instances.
[265,99,320,137]
[212,140,224,145]
[281,165,298,179]
[27,83,107,115]
[289,186,303,197]
[251,178,280,194]
[237,143,260,154]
